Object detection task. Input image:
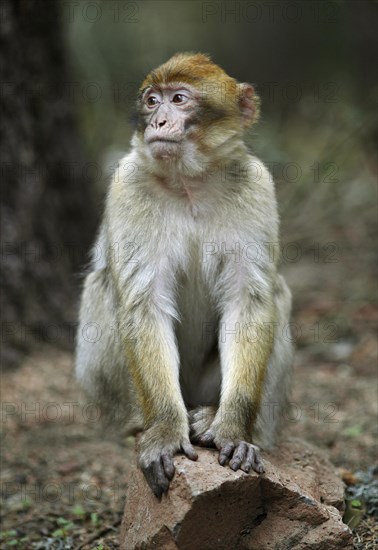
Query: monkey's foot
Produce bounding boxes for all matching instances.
[199,430,264,474]
[139,438,198,498]
[188,406,217,444]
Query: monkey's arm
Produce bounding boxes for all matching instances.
[126,307,197,479]
[113,274,197,496]
[106,178,197,497]
[116,289,197,496]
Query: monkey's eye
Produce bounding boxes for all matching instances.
[172,94,186,104]
[146,96,159,107]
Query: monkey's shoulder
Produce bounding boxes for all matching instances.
[242,154,276,192]
[226,154,278,220]
[105,151,154,216]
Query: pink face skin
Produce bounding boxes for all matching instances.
[141,85,199,159]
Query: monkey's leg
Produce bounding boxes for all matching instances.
[187,347,220,443]
[75,269,141,430]
[254,274,294,449]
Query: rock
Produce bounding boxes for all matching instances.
[120,439,352,550]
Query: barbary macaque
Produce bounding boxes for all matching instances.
[76,53,293,497]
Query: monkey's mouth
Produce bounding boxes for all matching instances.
[147,138,181,144]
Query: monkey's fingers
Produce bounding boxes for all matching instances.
[241,444,264,474]
[181,440,198,461]
[229,441,248,471]
[251,445,264,474]
[161,452,175,480]
[218,442,235,466]
[141,458,171,498]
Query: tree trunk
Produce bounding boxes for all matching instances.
[0,0,98,366]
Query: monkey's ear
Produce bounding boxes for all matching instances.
[238,83,260,127]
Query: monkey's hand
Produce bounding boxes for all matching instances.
[139,425,198,498]
[198,425,264,475]
[189,406,217,444]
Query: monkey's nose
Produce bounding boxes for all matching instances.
[158,120,167,128]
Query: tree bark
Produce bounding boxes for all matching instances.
[0,0,98,366]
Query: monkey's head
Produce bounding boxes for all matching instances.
[135,53,260,169]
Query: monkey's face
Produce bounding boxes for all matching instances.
[136,53,260,171]
[139,84,201,161]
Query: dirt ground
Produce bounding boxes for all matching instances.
[1,256,377,549]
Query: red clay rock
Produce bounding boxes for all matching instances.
[120,438,352,550]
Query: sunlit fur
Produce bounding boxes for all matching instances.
[76,53,293,493]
